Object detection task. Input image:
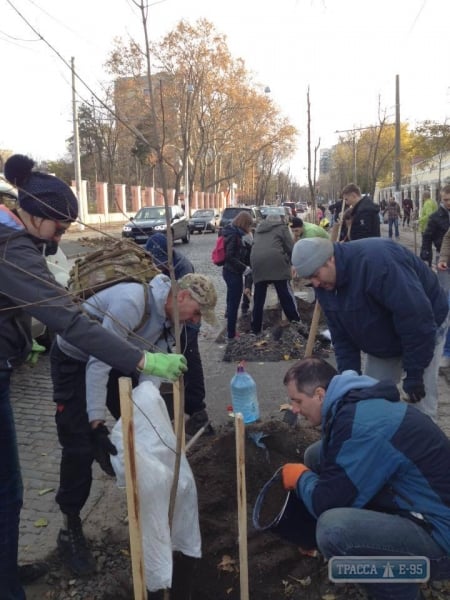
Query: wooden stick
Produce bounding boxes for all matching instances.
[235,413,249,600]
[304,301,321,357]
[119,377,147,600]
[168,379,184,528]
[304,221,341,357]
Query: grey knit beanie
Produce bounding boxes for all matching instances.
[4,154,78,222]
[291,238,334,277]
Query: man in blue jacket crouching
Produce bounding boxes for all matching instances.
[281,358,450,600]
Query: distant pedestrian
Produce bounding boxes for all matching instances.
[385,195,401,239]
[341,183,380,240]
[422,185,450,369]
[250,214,300,335]
[222,211,253,340]
[419,192,438,235]
[402,197,413,227]
[420,185,450,267]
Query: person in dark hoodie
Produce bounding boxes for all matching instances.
[145,233,211,433]
[280,357,450,600]
[222,211,253,340]
[341,183,380,240]
[250,213,300,335]
[291,237,448,423]
[0,155,186,599]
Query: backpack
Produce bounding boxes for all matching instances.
[67,239,161,301]
[211,235,226,266]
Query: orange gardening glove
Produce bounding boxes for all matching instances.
[281,463,310,490]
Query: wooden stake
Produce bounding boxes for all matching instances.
[119,377,147,600]
[304,222,341,357]
[304,301,321,357]
[235,413,249,600]
[168,378,184,527]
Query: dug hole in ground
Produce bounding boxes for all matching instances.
[24,294,449,600]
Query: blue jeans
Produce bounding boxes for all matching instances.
[0,370,25,600]
[437,269,450,358]
[317,507,450,600]
[388,217,399,238]
[304,443,450,599]
[223,268,243,339]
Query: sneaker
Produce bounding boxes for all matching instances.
[185,409,214,437]
[19,562,48,585]
[57,516,96,576]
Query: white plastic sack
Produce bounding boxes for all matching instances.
[110,380,201,592]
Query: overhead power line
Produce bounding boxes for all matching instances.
[5,0,152,149]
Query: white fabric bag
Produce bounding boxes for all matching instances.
[110,380,201,592]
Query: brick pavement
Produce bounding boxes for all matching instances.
[11,221,450,564]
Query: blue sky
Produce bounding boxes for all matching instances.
[1,0,448,182]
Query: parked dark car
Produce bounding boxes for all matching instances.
[260,205,292,223]
[188,209,220,234]
[218,206,263,236]
[122,205,190,244]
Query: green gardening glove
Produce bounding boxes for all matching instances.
[26,340,46,366]
[142,352,187,381]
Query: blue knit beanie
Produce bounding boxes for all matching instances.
[4,154,78,222]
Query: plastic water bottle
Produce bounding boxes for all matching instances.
[230,362,260,424]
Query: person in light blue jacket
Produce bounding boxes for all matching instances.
[281,358,450,600]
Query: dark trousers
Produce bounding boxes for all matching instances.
[223,268,243,339]
[161,325,206,419]
[50,342,129,517]
[0,370,25,600]
[50,325,205,516]
[251,280,300,334]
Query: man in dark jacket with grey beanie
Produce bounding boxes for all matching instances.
[291,236,448,422]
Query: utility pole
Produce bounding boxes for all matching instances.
[394,74,401,194]
[71,57,85,230]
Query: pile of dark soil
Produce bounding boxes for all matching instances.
[221,299,332,362]
[26,419,449,600]
[24,370,450,600]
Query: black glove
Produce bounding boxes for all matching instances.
[91,424,117,476]
[402,375,426,404]
[419,249,431,266]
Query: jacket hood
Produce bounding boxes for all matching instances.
[353,196,380,214]
[148,273,172,321]
[223,224,244,237]
[322,369,400,425]
[0,205,25,241]
[256,220,286,234]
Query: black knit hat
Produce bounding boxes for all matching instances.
[4,154,78,222]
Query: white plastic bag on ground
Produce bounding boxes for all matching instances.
[110,380,201,592]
